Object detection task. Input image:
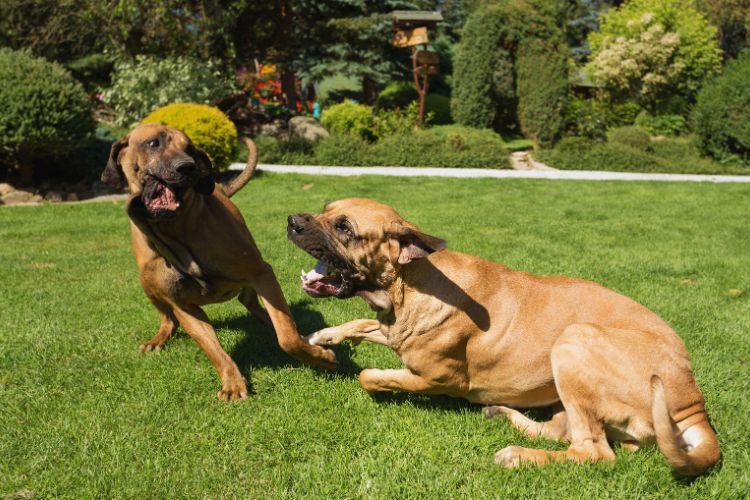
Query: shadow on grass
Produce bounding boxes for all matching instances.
[214,300,361,391]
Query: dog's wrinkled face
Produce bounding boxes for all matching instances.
[287,198,446,299]
[100,123,215,219]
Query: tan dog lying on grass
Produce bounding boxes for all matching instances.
[101,123,336,401]
[288,198,720,475]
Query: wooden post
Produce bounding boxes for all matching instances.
[411,48,430,129]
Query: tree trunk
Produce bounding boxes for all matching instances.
[280,70,299,111]
[362,77,376,106]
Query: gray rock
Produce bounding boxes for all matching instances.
[65,192,79,202]
[260,119,287,138]
[0,182,14,196]
[289,116,329,142]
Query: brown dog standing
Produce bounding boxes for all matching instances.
[101,123,336,401]
[288,198,719,475]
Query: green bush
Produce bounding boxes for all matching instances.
[372,102,423,139]
[424,94,452,125]
[607,126,651,151]
[320,101,375,140]
[375,82,418,110]
[255,134,315,165]
[635,112,687,136]
[252,125,509,169]
[692,51,750,161]
[452,0,568,137]
[587,0,722,107]
[565,98,641,139]
[536,135,747,174]
[142,103,237,172]
[516,37,569,148]
[0,48,94,182]
[103,56,235,127]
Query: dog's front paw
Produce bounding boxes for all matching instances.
[304,328,346,346]
[217,373,248,402]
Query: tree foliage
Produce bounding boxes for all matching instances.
[451,0,569,146]
[587,0,722,109]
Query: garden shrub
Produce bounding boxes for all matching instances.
[320,101,375,140]
[255,134,314,165]
[312,134,369,166]
[635,112,687,136]
[516,37,569,149]
[104,56,235,127]
[451,0,568,142]
[565,98,641,139]
[142,103,237,172]
[536,135,744,174]
[375,82,418,110]
[424,94,452,125]
[0,48,94,182]
[692,51,750,161]
[607,126,651,151]
[587,0,722,108]
[372,102,423,139]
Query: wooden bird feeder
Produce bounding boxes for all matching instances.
[391,10,443,128]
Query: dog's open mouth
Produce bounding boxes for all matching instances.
[300,260,350,298]
[142,177,180,217]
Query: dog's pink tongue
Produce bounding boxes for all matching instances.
[301,261,327,285]
[148,184,179,211]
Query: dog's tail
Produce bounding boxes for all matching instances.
[222,137,258,198]
[650,375,720,476]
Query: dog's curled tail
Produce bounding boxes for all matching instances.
[222,137,258,198]
[650,375,720,476]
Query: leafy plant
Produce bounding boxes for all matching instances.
[320,101,375,140]
[142,103,238,172]
[635,112,687,136]
[0,48,94,183]
[607,126,651,151]
[103,55,235,127]
[692,51,750,161]
[587,0,722,109]
[565,97,642,139]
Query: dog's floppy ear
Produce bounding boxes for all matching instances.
[191,146,215,196]
[101,135,129,189]
[388,222,447,265]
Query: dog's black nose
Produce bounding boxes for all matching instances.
[288,214,310,234]
[175,161,196,175]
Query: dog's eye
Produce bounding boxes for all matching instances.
[148,139,160,148]
[335,220,353,237]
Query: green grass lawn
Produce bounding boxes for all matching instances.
[1,174,749,498]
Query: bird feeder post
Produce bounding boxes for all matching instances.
[391,11,443,129]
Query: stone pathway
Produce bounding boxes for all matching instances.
[236,164,750,184]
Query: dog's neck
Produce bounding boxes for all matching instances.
[126,192,211,293]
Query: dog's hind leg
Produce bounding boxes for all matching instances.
[494,324,616,468]
[238,287,272,326]
[483,404,569,442]
[140,297,177,352]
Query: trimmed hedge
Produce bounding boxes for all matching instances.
[607,126,651,151]
[0,48,94,182]
[536,136,748,175]
[254,125,509,169]
[142,103,238,172]
[565,98,642,139]
[692,51,750,161]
